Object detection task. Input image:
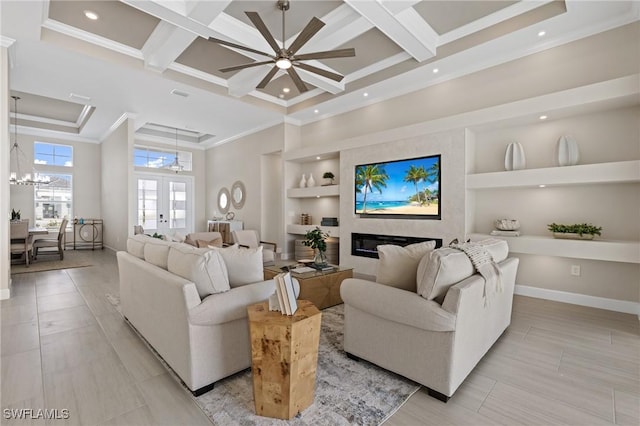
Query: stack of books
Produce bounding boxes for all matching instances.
[268,272,298,315]
[321,217,338,226]
[490,229,521,237]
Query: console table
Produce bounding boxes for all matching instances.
[207,220,243,244]
[70,219,103,250]
[247,300,321,420]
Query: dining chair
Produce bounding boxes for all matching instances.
[33,218,68,261]
[10,220,33,266]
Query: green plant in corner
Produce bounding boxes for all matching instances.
[322,171,335,185]
[547,223,602,237]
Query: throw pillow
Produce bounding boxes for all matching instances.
[143,238,174,270]
[167,245,230,298]
[376,241,437,292]
[212,245,263,287]
[417,239,509,303]
[196,237,223,248]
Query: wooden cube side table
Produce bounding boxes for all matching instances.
[247,300,322,420]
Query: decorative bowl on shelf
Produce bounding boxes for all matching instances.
[494,219,520,231]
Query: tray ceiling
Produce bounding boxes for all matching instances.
[1,1,637,147]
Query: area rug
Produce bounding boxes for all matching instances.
[195,304,420,425]
[10,250,93,274]
[106,295,420,425]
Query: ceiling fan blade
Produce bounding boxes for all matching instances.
[245,11,281,54]
[219,60,274,73]
[287,67,308,93]
[293,62,344,82]
[208,37,273,58]
[294,48,356,61]
[287,17,325,55]
[257,66,280,89]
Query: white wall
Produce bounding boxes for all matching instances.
[1,46,10,299]
[101,119,130,251]
[205,124,284,242]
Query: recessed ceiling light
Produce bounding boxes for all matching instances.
[170,89,190,98]
[538,30,546,37]
[282,87,290,93]
[363,92,368,97]
[433,68,439,74]
[539,184,546,188]
[539,115,548,120]
[279,94,285,99]
[316,195,320,198]
[316,156,321,160]
[314,109,319,114]
[84,10,99,20]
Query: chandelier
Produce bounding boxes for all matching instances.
[166,127,183,173]
[9,96,49,186]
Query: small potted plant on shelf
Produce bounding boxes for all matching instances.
[547,223,602,240]
[303,226,329,266]
[10,209,20,221]
[322,172,335,186]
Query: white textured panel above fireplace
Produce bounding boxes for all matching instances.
[339,129,466,274]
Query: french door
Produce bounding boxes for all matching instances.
[135,174,193,236]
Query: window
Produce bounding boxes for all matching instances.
[134,145,192,171]
[34,142,73,167]
[34,173,72,230]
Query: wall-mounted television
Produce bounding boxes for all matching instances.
[355,154,441,219]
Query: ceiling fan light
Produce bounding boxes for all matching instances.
[276,58,292,70]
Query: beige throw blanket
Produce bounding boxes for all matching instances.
[450,240,503,306]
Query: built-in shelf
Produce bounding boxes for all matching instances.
[286,224,340,237]
[469,233,640,264]
[287,185,340,198]
[466,160,640,189]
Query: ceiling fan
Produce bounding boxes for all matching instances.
[208,0,355,93]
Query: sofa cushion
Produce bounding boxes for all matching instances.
[417,239,509,303]
[143,238,175,270]
[126,235,150,259]
[213,245,263,287]
[376,241,437,292]
[196,237,223,248]
[167,244,230,298]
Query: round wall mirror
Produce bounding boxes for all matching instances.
[217,187,230,214]
[231,180,246,210]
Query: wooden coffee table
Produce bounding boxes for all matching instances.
[264,264,353,309]
[247,300,321,420]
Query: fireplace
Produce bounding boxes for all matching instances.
[351,233,443,259]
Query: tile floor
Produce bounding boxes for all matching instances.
[1,249,638,425]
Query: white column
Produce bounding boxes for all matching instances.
[1,41,14,299]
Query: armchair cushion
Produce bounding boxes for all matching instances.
[417,239,509,303]
[196,237,223,248]
[167,244,230,298]
[376,241,437,292]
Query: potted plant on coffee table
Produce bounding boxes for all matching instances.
[547,223,602,240]
[303,227,329,266]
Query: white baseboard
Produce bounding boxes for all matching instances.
[515,284,640,316]
[0,287,10,300]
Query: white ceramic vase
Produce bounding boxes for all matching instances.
[556,135,579,166]
[299,174,307,188]
[504,142,526,171]
[307,173,316,187]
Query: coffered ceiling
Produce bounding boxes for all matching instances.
[1,1,638,148]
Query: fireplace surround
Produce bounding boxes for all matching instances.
[351,233,443,259]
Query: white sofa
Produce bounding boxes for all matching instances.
[341,242,518,402]
[117,235,297,395]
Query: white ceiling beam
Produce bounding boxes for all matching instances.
[344,0,436,61]
[380,0,422,15]
[140,0,231,72]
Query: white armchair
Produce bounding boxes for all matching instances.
[232,230,277,266]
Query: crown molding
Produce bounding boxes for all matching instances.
[134,133,206,151]
[14,125,100,144]
[101,112,137,142]
[203,118,285,149]
[0,36,16,48]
